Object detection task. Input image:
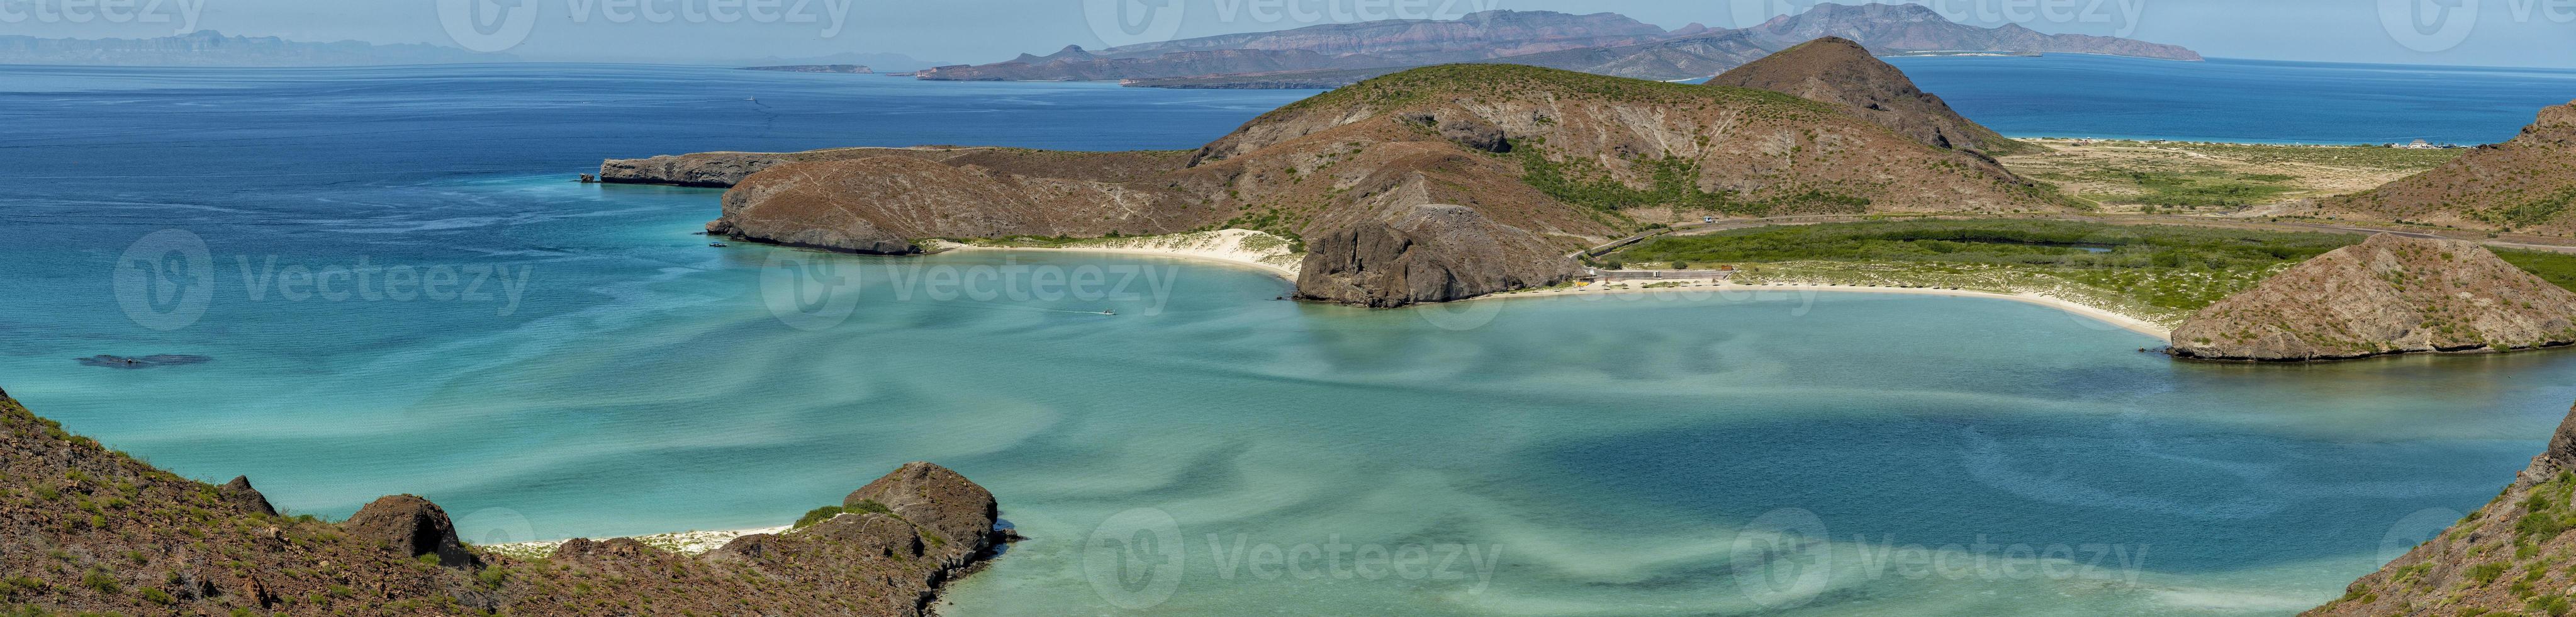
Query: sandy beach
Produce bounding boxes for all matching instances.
[1476,279,2176,341]
[936,229,1302,280]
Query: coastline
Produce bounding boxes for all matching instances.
[1472,280,2176,341]
[922,231,2173,341]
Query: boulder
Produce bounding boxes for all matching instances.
[340,494,478,568]
[218,475,277,516]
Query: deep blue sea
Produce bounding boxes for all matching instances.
[5,57,2576,615]
[1891,55,2576,144]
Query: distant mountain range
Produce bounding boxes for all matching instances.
[921,3,2202,89]
[0,30,510,67]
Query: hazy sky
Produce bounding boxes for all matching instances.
[3,0,2570,67]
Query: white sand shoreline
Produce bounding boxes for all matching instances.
[1472,280,2175,341]
[933,229,1302,280]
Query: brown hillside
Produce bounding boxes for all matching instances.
[0,388,1007,616]
[1706,37,2027,155]
[2170,234,2576,361]
[2312,101,2576,234]
[689,64,2069,306]
[2306,400,2576,616]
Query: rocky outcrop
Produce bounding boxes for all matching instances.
[1708,37,2027,155]
[0,388,1012,616]
[341,494,479,568]
[218,475,277,516]
[706,154,1204,253]
[1742,3,2202,61]
[843,461,1001,562]
[2313,100,2576,234]
[2306,401,2576,616]
[2170,234,2576,361]
[1297,204,1581,307]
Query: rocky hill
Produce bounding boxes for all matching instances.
[654,62,2068,306]
[2170,234,2576,361]
[0,388,1008,616]
[1707,37,2027,155]
[2307,400,2576,616]
[2309,100,2576,234]
[1740,3,2202,60]
[918,11,1676,82]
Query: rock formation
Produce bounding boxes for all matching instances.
[1297,205,1582,306]
[2306,401,2576,616]
[2312,99,2576,234]
[1708,37,2028,155]
[2170,234,2576,361]
[0,390,1009,616]
[661,63,2066,305]
[342,494,479,569]
[218,475,277,516]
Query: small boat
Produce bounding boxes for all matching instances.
[708,242,729,247]
[1100,310,1116,315]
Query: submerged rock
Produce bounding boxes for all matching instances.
[2170,234,2576,361]
[76,354,211,369]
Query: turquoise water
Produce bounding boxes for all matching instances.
[6,62,2576,615]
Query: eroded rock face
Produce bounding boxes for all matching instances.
[340,494,478,568]
[2171,234,2576,361]
[1296,204,1581,307]
[707,156,1204,254]
[600,152,794,187]
[218,475,277,516]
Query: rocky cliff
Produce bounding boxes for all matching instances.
[693,63,2065,306]
[1707,37,2029,156]
[2312,100,2576,234]
[2170,234,2576,361]
[0,388,1007,616]
[2306,400,2576,616]
[1297,204,1582,305]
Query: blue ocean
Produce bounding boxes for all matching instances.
[4,56,2576,615]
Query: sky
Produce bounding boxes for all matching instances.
[0,0,2570,68]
